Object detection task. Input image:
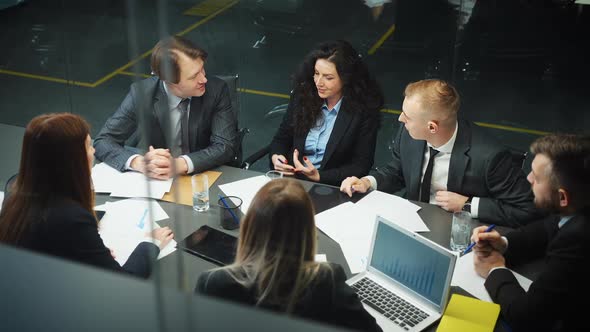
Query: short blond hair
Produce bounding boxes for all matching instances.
[404,79,460,122]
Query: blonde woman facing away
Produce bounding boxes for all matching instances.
[196,178,381,331]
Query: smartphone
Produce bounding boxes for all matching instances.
[176,225,237,266]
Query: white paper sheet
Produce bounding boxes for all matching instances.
[451,252,532,302]
[315,202,377,273]
[355,190,429,232]
[91,162,173,199]
[96,198,176,265]
[314,254,327,263]
[92,162,123,193]
[218,175,270,214]
[0,191,4,213]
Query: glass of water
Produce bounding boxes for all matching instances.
[191,174,209,212]
[450,211,472,252]
[265,170,283,180]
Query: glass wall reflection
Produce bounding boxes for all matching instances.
[0,0,588,330]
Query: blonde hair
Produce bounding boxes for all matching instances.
[217,178,328,312]
[404,79,460,125]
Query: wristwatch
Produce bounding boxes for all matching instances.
[462,197,472,213]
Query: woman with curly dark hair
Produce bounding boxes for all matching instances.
[269,40,384,186]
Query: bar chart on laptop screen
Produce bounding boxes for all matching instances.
[371,222,451,306]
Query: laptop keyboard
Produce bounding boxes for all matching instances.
[351,277,429,331]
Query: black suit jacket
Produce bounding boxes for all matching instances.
[372,119,537,226]
[269,96,380,186]
[94,76,238,173]
[485,214,590,332]
[196,263,382,331]
[17,199,159,278]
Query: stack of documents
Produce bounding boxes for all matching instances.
[356,191,428,232]
[315,191,428,273]
[451,252,532,302]
[92,163,173,199]
[315,202,374,273]
[437,294,500,332]
[95,198,176,265]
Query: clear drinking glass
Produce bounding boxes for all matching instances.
[265,170,283,180]
[191,174,209,212]
[450,211,472,252]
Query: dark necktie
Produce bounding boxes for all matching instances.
[420,147,439,203]
[178,98,190,155]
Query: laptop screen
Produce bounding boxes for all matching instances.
[370,219,452,308]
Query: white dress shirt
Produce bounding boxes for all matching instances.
[367,122,481,217]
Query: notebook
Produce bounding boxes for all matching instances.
[346,216,457,331]
[436,294,500,332]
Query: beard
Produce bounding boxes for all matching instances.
[534,191,561,215]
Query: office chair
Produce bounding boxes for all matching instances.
[240,103,289,170]
[508,148,529,171]
[2,173,17,210]
[216,74,249,168]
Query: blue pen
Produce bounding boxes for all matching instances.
[463,224,496,255]
[137,209,148,229]
[218,194,240,225]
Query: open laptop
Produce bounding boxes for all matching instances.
[346,216,457,331]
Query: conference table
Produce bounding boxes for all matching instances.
[95,165,538,332]
[0,122,534,332]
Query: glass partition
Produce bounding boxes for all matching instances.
[1,0,588,330]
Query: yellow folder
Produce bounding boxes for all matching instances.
[436,294,500,332]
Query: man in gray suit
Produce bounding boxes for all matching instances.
[94,36,237,179]
[340,79,538,226]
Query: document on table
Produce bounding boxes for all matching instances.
[355,190,429,232]
[314,254,327,263]
[218,175,270,214]
[315,202,376,273]
[96,198,176,265]
[451,252,532,302]
[92,163,173,199]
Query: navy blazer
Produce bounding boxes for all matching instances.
[17,199,159,278]
[94,76,238,173]
[485,214,590,332]
[372,119,538,226]
[196,263,382,332]
[270,96,380,186]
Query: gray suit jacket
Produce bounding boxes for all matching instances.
[372,119,539,226]
[94,76,238,173]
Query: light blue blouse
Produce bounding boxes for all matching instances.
[304,98,343,169]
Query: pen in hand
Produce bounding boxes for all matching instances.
[462,224,496,255]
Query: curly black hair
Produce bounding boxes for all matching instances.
[291,40,384,136]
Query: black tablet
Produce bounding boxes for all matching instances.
[307,184,364,214]
[176,225,237,266]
